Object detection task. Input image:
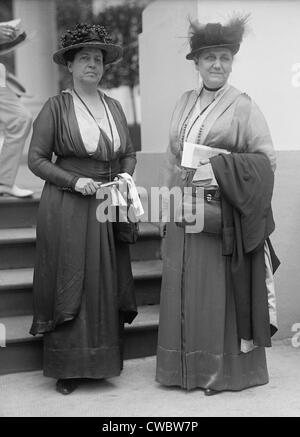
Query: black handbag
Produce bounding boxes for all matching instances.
[113,206,140,244]
[175,186,222,234]
[202,188,222,234]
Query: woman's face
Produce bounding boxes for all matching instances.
[195,47,233,89]
[67,47,104,86]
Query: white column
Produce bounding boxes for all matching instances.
[139,0,198,154]
[13,0,58,117]
[136,0,198,189]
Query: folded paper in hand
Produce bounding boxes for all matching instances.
[181,142,230,169]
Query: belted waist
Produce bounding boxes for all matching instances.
[173,165,220,198]
[55,156,121,182]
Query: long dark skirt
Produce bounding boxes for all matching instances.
[32,182,135,379]
[156,221,269,391]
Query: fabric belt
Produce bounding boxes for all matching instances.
[55,156,121,181]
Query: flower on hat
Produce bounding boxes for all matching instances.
[60,23,113,49]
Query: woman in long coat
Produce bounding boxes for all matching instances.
[28,23,137,394]
[156,16,278,395]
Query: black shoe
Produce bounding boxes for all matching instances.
[56,378,79,395]
[204,388,220,396]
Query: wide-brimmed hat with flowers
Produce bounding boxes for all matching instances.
[186,15,249,60]
[53,23,123,66]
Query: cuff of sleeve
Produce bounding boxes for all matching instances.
[121,168,134,176]
[120,155,136,176]
[70,176,79,191]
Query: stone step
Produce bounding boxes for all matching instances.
[0,305,159,375]
[0,194,40,229]
[0,223,161,269]
[130,222,162,261]
[0,228,36,269]
[0,260,162,317]
[0,190,153,229]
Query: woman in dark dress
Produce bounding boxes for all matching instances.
[28,24,137,394]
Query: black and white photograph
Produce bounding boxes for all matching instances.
[0,0,299,420]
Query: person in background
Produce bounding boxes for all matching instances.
[0,20,33,198]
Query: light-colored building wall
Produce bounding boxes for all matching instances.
[139,0,198,154]
[8,0,300,340]
[137,0,300,340]
[11,0,58,155]
[137,0,198,188]
[92,0,126,15]
[196,0,300,151]
[13,0,58,117]
[12,0,139,146]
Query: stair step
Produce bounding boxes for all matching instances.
[1,305,159,343]
[0,223,161,269]
[0,268,34,316]
[0,261,162,316]
[130,223,161,261]
[137,222,160,238]
[0,223,158,245]
[0,228,36,269]
[0,305,159,374]
[132,260,162,280]
[0,191,153,230]
[0,261,162,289]
[0,228,36,244]
[0,194,40,229]
[0,268,33,290]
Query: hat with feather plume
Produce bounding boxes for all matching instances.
[186,14,249,60]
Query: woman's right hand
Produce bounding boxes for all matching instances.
[74,178,99,196]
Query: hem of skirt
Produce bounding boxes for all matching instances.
[43,369,122,379]
[43,346,122,379]
[156,345,269,391]
[155,373,269,392]
[30,320,55,335]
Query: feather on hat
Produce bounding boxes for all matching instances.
[186,14,249,60]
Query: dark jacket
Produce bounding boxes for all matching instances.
[210,152,279,347]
